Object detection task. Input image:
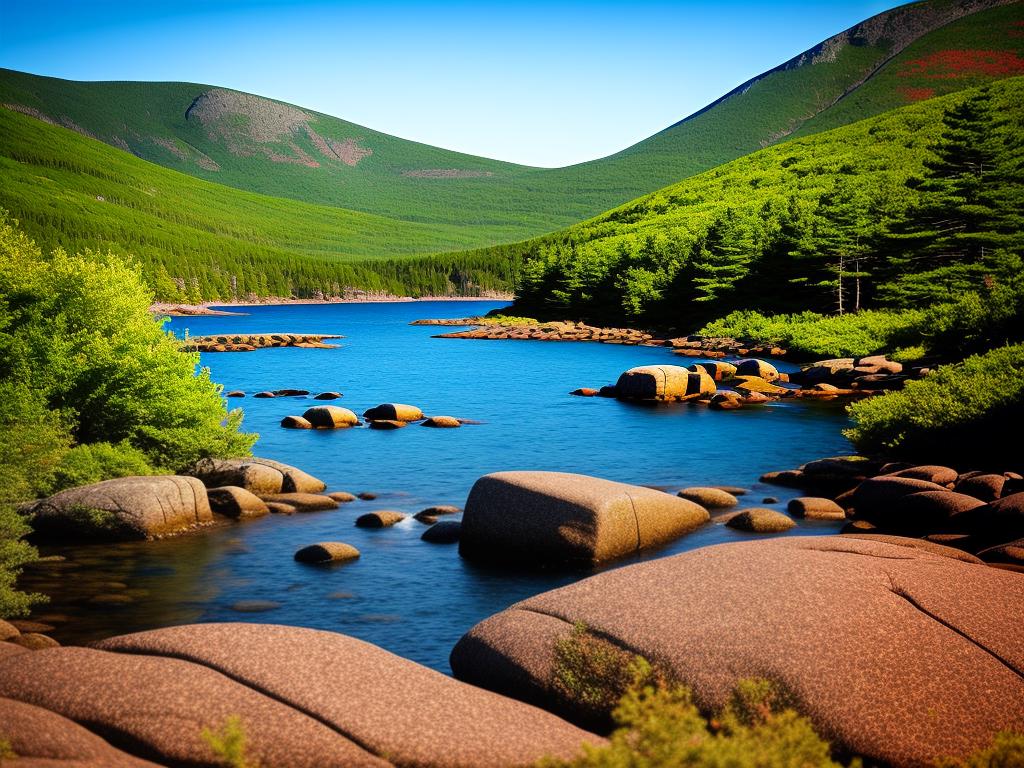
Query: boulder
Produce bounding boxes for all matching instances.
[253,391,276,398]
[855,355,903,374]
[596,386,618,398]
[328,491,357,503]
[976,538,1024,572]
[26,476,212,542]
[356,511,406,528]
[225,390,246,398]
[0,696,159,767]
[207,485,271,519]
[955,473,1007,502]
[787,497,846,520]
[570,388,599,397]
[265,502,296,515]
[0,619,18,641]
[848,476,948,522]
[686,361,736,381]
[274,389,310,397]
[676,487,737,508]
[734,358,779,382]
[88,623,601,765]
[281,415,313,429]
[260,493,339,512]
[294,542,361,564]
[313,391,343,400]
[724,508,795,533]
[450,536,1024,767]
[363,403,424,422]
[9,632,60,650]
[949,492,1024,541]
[303,405,360,429]
[887,465,958,486]
[415,505,461,522]
[185,456,326,495]
[709,391,743,410]
[422,416,462,428]
[615,365,715,401]
[459,471,709,567]
[422,521,462,544]
[871,491,986,535]
[368,419,407,430]
[357,492,378,501]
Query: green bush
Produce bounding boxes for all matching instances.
[46,442,158,495]
[939,731,1024,768]
[697,309,923,359]
[201,716,254,768]
[845,344,1024,464]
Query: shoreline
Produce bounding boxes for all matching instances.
[152,294,513,316]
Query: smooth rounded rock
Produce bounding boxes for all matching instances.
[185,457,326,495]
[615,365,715,402]
[260,493,339,512]
[787,497,846,520]
[725,508,795,533]
[328,491,357,503]
[357,492,378,501]
[207,486,270,519]
[9,633,60,650]
[570,388,599,397]
[355,511,406,528]
[303,405,359,429]
[368,419,407,430]
[0,619,19,641]
[313,392,343,400]
[734,358,779,382]
[421,521,462,544]
[415,505,461,522]
[281,415,313,429]
[422,415,462,428]
[225,390,246,398]
[887,465,958,486]
[253,391,276,398]
[266,501,297,515]
[955,473,1007,502]
[848,476,948,522]
[363,403,424,422]
[677,487,737,508]
[294,542,361,564]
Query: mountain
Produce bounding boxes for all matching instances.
[1,0,1019,254]
[484,76,1024,328]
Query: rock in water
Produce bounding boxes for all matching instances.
[615,365,716,402]
[355,511,406,528]
[294,542,360,564]
[313,391,343,400]
[302,406,359,429]
[422,521,461,544]
[207,486,270,519]
[787,497,846,520]
[281,415,313,429]
[422,416,462,428]
[368,419,407,430]
[362,403,424,422]
[27,476,212,541]
[677,487,738,508]
[450,536,1024,766]
[460,471,708,567]
[725,508,795,533]
[260,493,339,512]
[185,457,326,495]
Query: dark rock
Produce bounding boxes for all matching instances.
[328,491,357,503]
[615,365,715,401]
[303,405,359,429]
[363,403,424,422]
[596,386,618,398]
[421,521,462,544]
[955,473,1007,502]
[368,419,407,430]
[313,391,343,400]
[570,388,599,397]
[976,538,1024,572]
[422,416,461,428]
[734,358,779,382]
[274,389,310,397]
[414,505,460,522]
[265,502,296,515]
[357,492,378,501]
[950,493,1024,541]
[253,391,276,398]
[848,476,948,522]
[225,390,246,398]
[281,415,313,429]
[787,497,845,520]
[8,633,59,650]
[886,465,958,486]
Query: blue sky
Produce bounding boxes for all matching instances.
[0,1,904,167]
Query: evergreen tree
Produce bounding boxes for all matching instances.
[689,210,751,303]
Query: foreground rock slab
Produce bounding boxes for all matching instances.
[0,622,603,767]
[26,475,212,541]
[460,471,709,567]
[185,456,326,495]
[450,536,1024,767]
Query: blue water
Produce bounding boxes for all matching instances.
[28,301,853,672]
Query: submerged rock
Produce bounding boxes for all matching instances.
[313,391,343,400]
[302,405,359,429]
[421,521,461,544]
[368,419,407,430]
[355,511,406,528]
[676,487,738,509]
[421,416,461,428]
[260,493,339,512]
[363,403,424,422]
[294,542,360,564]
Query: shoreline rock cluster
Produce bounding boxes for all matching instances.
[279,402,468,430]
[182,333,342,352]
[759,456,1023,571]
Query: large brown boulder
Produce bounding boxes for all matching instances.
[734,358,779,382]
[294,542,360,564]
[949,492,1024,541]
[450,536,1024,767]
[459,471,709,567]
[886,465,958,486]
[724,508,795,533]
[0,696,160,767]
[787,497,846,520]
[303,405,360,429]
[86,623,597,766]
[207,485,271,519]
[955,473,1007,502]
[676,487,738,508]
[185,456,326,495]
[614,365,715,401]
[976,538,1024,572]
[363,403,424,422]
[847,476,948,522]
[261,493,339,512]
[26,475,212,541]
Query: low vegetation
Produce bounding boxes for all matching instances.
[202,716,255,768]
[0,213,254,616]
[845,344,1024,466]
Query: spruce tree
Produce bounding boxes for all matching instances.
[690,210,751,303]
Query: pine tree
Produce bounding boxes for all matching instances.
[690,210,751,303]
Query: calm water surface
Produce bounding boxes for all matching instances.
[26,301,853,672]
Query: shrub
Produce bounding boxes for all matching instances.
[845,344,1024,465]
[46,442,158,494]
[939,731,1024,768]
[201,715,255,768]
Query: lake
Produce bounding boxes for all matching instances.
[25,301,854,672]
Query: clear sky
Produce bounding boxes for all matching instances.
[0,1,905,167]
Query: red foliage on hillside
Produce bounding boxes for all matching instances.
[897,87,937,102]
[899,49,1024,79]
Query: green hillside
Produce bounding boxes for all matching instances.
[0,107,517,301]
[1,0,1019,253]
[482,76,1024,328]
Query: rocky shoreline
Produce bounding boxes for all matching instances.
[182,333,342,352]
